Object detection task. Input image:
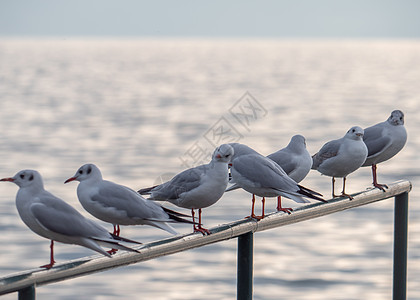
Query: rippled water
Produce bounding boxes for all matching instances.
[0,38,419,299]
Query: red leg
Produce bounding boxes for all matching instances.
[108,224,120,254]
[340,177,353,200]
[112,224,121,236]
[191,209,197,231]
[260,197,266,219]
[332,177,343,198]
[372,164,388,191]
[246,195,266,220]
[276,196,293,214]
[107,248,119,255]
[194,208,211,235]
[40,240,56,269]
[246,194,259,219]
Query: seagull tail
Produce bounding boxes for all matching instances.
[94,238,140,254]
[298,184,323,197]
[162,207,199,225]
[297,184,327,203]
[110,233,142,244]
[147,221,179,235]
[138,185,158,195]
[162,206,191,218]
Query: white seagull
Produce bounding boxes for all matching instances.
[0,170,140,269]
[312,126,368,199]
[65,164,194,240]
[138,144,234,235]
[267,135,313,213]
[227,148,325,219]
[227,142,320,218]
[362,110,407,190]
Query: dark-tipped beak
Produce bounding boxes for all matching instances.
[64,177,76,184]
[0,177,14,182]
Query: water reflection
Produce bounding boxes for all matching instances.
[0,38,419,299]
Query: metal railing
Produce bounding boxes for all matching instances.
[0,180,411,300]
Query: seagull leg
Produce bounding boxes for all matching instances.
[107,224,120,254]
[261,197,266,219]
[340,177,353,200]
[246,194,261,219]
[112,224,121,236]
[194,208,211,235]
[191,209,197,231]
[247,196,266,220]
[276,196,293,214]
[40,240,56,269]
[372,164,388,191]
[332,177,339,198]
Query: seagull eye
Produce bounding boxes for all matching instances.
[87,167,92,174]
[224,154,230,158]
[79,170,83,174]
[352,129,355,133]
[20,174,24,179]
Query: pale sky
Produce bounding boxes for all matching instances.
[1,0,420,38]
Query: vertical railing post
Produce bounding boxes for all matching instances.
[237,231,253,300]
[393,192,409,300]
[18,285,35,300]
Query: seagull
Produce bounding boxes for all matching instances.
[228,143,260,161]
[227,149,326,219]
[362,110,407,191]
[228,142,319,217]
[0,170,140,269]
[312,126,368,200]
[138,144,234,235]
[65,164,194,241]
[267,135,312,214]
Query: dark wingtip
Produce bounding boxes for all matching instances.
[138,185,158,195]
[110,233,142,245]
[162,206,191,218]
[297,185,327,203]
[161,207,201,225]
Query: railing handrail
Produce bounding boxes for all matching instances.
[0,180,412,296]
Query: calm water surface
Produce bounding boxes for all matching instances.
[0,38,419,299]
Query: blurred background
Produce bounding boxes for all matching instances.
[0,1,419,299]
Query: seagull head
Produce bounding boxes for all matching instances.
[346,126,364,140]
[64,163,102,184]
[289,134,307,150]
[212,144,235,163]
[388,110,405,126]
[0,169,44,189]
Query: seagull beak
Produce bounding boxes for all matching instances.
[356,133,363,137]
[215,154,222,158]
[64,177,77,184]
[0,177,14,182]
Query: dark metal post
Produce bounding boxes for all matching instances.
[393,192,409,300]
[18,285,35,300]
[237,231,253,300]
